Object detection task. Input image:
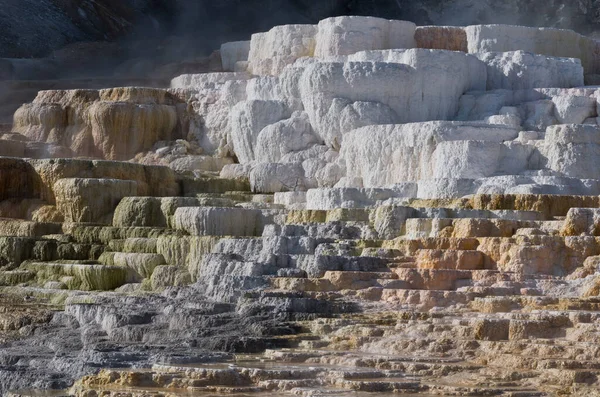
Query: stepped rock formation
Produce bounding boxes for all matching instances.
[12,88,182,160]
[5,14,600,396]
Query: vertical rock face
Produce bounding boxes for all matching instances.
[54,178,139,224]
[12,88,182,161]
[220,41,251,72]
[542,124,600,179]
[476,51,584,90]
[173,207,261,236]
[7,14,600,397]
[314,16,417,57]
[87,101,178,159]
[247,25,318,76]
[465,24,600,74]
[229,100,291,163]
[0,158,41,201]
[29,158,179,203]
[340,121,520,187]
[298,50,487,147]
[415,26,468,52]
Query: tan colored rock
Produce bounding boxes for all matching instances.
[508,316,569,340]
[415,26,468,52]
[87,101,177,160]
[451,218,527,238]
[380,289,471,309]
[477,235,600,275]
[323,270,397,290]
[564,236,600,274]
[30,158,178,203]
[382,237,479,256]
[568,255,600,279]
[54,178,138,224]
[471,297,518,313]
[13,88,183,160]
[476,236,521,270]
[582,275,600,297]
[562,208,600,236]
[0,219,61,237]
[0,198,61,223]
[416,249,484,270]
[473,318,510,341]
[499,243,555,274]
[286,210,327,224]
[469,194,600,218]
[393,268,471,290]
[72,369,155,388]
[325,208,370,223]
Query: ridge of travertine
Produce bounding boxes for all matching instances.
[3,15,600,396]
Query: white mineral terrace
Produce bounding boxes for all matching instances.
[2,15,600,396]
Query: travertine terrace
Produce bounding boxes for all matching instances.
[4,15,600,396]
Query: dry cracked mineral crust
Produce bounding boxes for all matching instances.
[4,14,600,397]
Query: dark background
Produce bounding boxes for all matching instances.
[1,0,600,60]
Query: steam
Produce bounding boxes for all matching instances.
[3,0,600,81]
[119,1,349,63]
[122,0,600,61]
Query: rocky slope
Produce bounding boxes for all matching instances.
[0,0,162,59]
[4,13,600,397]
